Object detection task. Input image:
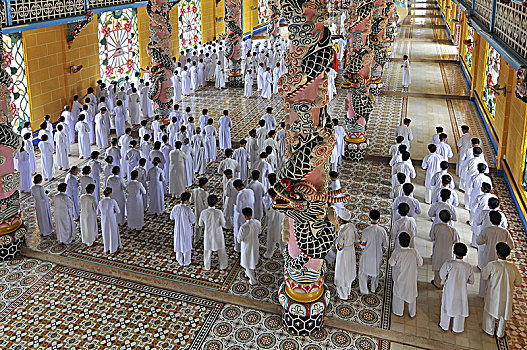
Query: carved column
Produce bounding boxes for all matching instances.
[0,17,26,260]
[267,0,281,45]
[341,0,375,161]
[147,0,175,117]
[369,0,390,95]
[274,0,350,336]
[225,0,243,87]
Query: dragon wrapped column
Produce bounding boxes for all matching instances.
[267,0,281,45]
[274,0,350,336]
[225,0,243,87]
[0,18,26,261]
[369,0,390,95]
[341,0,375,162]
[147,0,175,117]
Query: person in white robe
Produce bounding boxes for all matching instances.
[106,138,121,170]
[392,184,421,221]
[181,66,191,95]
[436,133,454,162]
[106,166,126,225]
[456,125,473,175]
[395,118,413,151]
[255,153,274,191]
[272,63,281,94]
[140,135,153,170]
[173,71,182,102]
[191,177,209,241]
[218,111,232,151]
[190,61,198,91]
[402,54,411,91]
[75,115,91,159]
[126,170,147,231]
[54,183,76,244]
[430,210,460,289]
[169,141,188,198]
[191,128,206,175]
[247,130,259,168]
[233,180,255,251]
[134,159,148,211]
[358,210,388,295]
[261,68,272,99]
[15,147,31,193]
[334,208,359,300]
[23,133,36,175]
[389,232,423,318]
[181,138,194,187]
[95,108,108,149]
[477,212,515,295]
[128,88,141,125]
[199,194,228,270]
[80,184,98,246]
[171,192,196,266]
[141,83,153,118]
[197,59,205,87]
[65,167,80,220]
[98,188,121,254]
[147,158,166,215]
[222,171,236,229]
[421,144,443,203]
[119,128,133,180]
[86,151,102,201]
[244,69,254,97]
[265,189,285,258]
[160,135,173,189]
[326,67,337,101]
[233,141,250,184]
[204,119,217,162]
[113,100,126,138]
[62,105,75,144]
[248,170,265,221]
[237,208,261,285]
[257,63,264,91]
[79,166,95,194]
[31,175,53,236]
[439,243,474,333]
[214,61,225,89]
[481,242,521,338]
[54,125,70,170]
[37,122,52,150]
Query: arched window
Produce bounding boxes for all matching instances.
[98,9,140,86]
[2,33,30,134]
[179,0,202,50]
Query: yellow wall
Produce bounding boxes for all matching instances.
[23,18,99,130]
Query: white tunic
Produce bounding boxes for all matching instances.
[169,149,187,197]
[388,247,423,302]
[98,197,121,253]
[126,180,146,230]
[430,223,460,271]
[54,131,70,169]
[147,166,165,215]
[477,226,515,268]
[248,181,265,221]
[75,121,91,159]
[233,147,250,184]
[106,175,126,225]
[334,223,359,290]
[215,65,225,88]
[482,259,522,319]
[80,194,98,246]
[171,204,196,253]
[95,113,108,148]
[394,125,413,150]
[440,259,474,317]
[421,153,443,189]
[119,134,133,179]
[238,219,261,269]
[191,134,206,174]
[358,224,388,276]
[65,173,80,220]
[261,71,272,99]
[204,125,217,162]
[199,207,226,251]
[31,184,53,236]
[233,188,255,238]
[244,74,253,97]
[218,115,232,151]
[402,59,411,87]
[15,150,31,192]
[54,193,76,244]
[39,140,55,180]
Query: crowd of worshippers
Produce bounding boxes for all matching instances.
[379,119,519,338]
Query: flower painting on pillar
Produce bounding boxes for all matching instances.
[1,33,30,134]
[258,0,269,24]
[483,46,501,117]
[98,9,140,86]
[178,0,202,50]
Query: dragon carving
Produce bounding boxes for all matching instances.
[225,0,243,86]
[275,0,350,335]
[147,0,175,116]
[267,0,281,45]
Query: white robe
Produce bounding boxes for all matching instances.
[199,207,226,251]
[171,204,196,253]
[440,259,474,317]
[190,65,198,90]
[233,147,250,184]
[430,223,460,271]
[402,59,411,87]
[31,184,53,236]
[95,113,108,149]
[233,188,255,239]
[74,121,90,159]
[80,194,98,246]
[54,131,70,169]
[24,138,36,175]
[257,66,264,90]
[98,197,121,253]
[394,125,413,150]
[272,67,281,94]
[215,65,225,88]
[248,181,265,221]
[482,259,522,320]
[388,247,423,303]
[140,86,153,118]
[128,93,141,125]
[421,153,443,189]
[40,141,55,180]
[334,223,358,299]
[15,151,31,192]
[477,226,515,269]
[65,173,80,220]
[118,134,132,179]
[204,125,217,162]
[181,144,194,187]
[261,71,272,99]
[88,160,103,202]
[54,193,76,244]
[218,116,232,151]
[456,133,473,175]
[181,70,191,95]
[237,219,261,270]
[147,166,165,215]
[173,74,182,102]
[358,224,388,277]
[62,110,75,143]
[191,134,206,174]
[244,74,253,97]
[169,149,187,197]
[126,180,146,230]
[106,175,126,225]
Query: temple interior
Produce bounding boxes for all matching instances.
[0,0,525,349]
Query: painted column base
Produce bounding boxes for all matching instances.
[227,74,243,88]
[0,226,26,261]
[344,134,369,162]
[278,282,331,336]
